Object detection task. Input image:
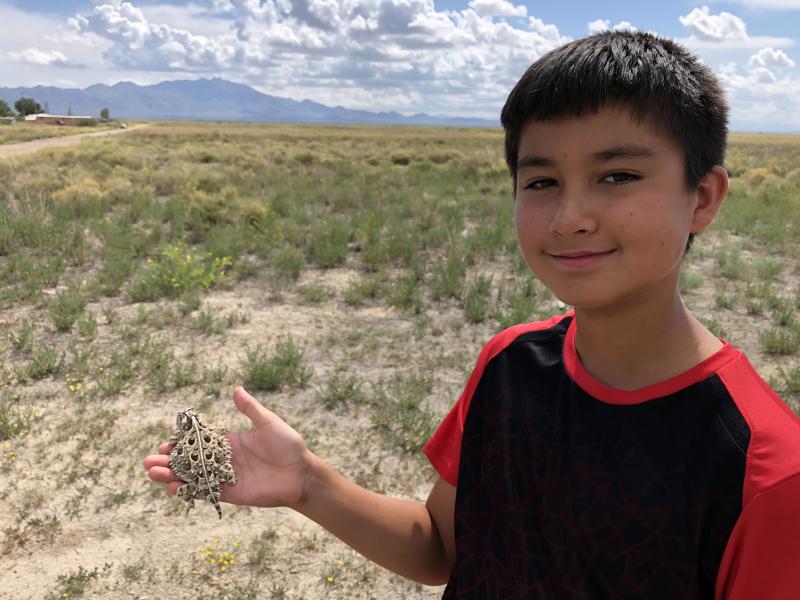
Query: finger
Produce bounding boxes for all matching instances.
[148,465,179,484]
[166,481,182,496]
[233,386,279,429]
[143,454,171,470]
[158,442,175,455]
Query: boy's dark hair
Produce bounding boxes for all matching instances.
[500,31,729,250]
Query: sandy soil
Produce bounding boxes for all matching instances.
[0,265,465,599]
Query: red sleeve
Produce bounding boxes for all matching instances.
[715,472,800,599]
[422,312,572,485]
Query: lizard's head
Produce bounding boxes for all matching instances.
[176,407,201,431]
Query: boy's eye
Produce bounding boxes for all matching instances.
[524,178,557,190]
[601,172,639,184]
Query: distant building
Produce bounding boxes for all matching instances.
[24,113,93,125]
[0,117,15,125]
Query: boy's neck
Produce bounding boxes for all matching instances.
[572,284,723,392]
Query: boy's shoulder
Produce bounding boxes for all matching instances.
[478,310,573,366]
[715,350,800,502]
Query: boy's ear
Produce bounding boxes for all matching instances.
[690,165,729,234]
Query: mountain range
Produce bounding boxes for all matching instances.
[0,78,497,127]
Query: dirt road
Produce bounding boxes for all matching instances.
[0,125,148,160]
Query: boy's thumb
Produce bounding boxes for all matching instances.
[233,386,275,429]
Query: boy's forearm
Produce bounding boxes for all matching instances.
[291,450,451,586]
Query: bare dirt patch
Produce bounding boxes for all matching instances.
[0,125,148,160]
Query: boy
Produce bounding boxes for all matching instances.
[145,31,800,598]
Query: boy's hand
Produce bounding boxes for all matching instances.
[144,386,311,509]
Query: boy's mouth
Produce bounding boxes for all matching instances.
[548,249,616,268]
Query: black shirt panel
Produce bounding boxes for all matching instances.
[444,319,749,599]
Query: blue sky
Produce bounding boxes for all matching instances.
[1,1,799,131]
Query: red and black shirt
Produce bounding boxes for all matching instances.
[423,312,800,599]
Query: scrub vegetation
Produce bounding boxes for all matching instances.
[0,122,798,598]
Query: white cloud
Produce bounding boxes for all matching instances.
[678,5,793,49]
[468,0,527,18]
[528,17,562,42]
[612,20,637,32]
[69,2,236,71]
[60,0,568,118]
[7,47,69,66]
[138,3,236,39]
[679,6,747,43]
[586,19,637,34]
[676,9,800,129]
[715,53,800,129]
[751,66,778,82]
[587,19,609,34]
[748,47,796,69]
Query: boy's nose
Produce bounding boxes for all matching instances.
[548,186,598,237]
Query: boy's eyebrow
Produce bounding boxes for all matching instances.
[592,144,656,161]
[516,144,656,170]
[516,155,554,169]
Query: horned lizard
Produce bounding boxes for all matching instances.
[168,408,236,519]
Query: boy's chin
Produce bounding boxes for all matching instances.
[549,291,623,313]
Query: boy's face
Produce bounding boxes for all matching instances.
[514,104,721,311]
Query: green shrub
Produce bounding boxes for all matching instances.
[96,247,136,297]
[9,321,34,353]
[781,366,800,394]
[430,247,467,302]
[494,277,539,328]
[316,368,365,412]
[299,282,332,303]
[344,275,385,307]
[679,270,704,293]
[715,246,750,281]
[309,218,350,268]
[760,327,800,355]
[371,371,436,453]
[388,261,426,314]
[129,242,232,302]
[0,391,33,440]
[49,288,87,332]
[464,275,493,323]
[16,345,63,382]
[242,337,312,392]
[771,301,796,328]
[77,312,98,339]
[272,246,305,282]
[713,283,737,310]
[756,257,784,281]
